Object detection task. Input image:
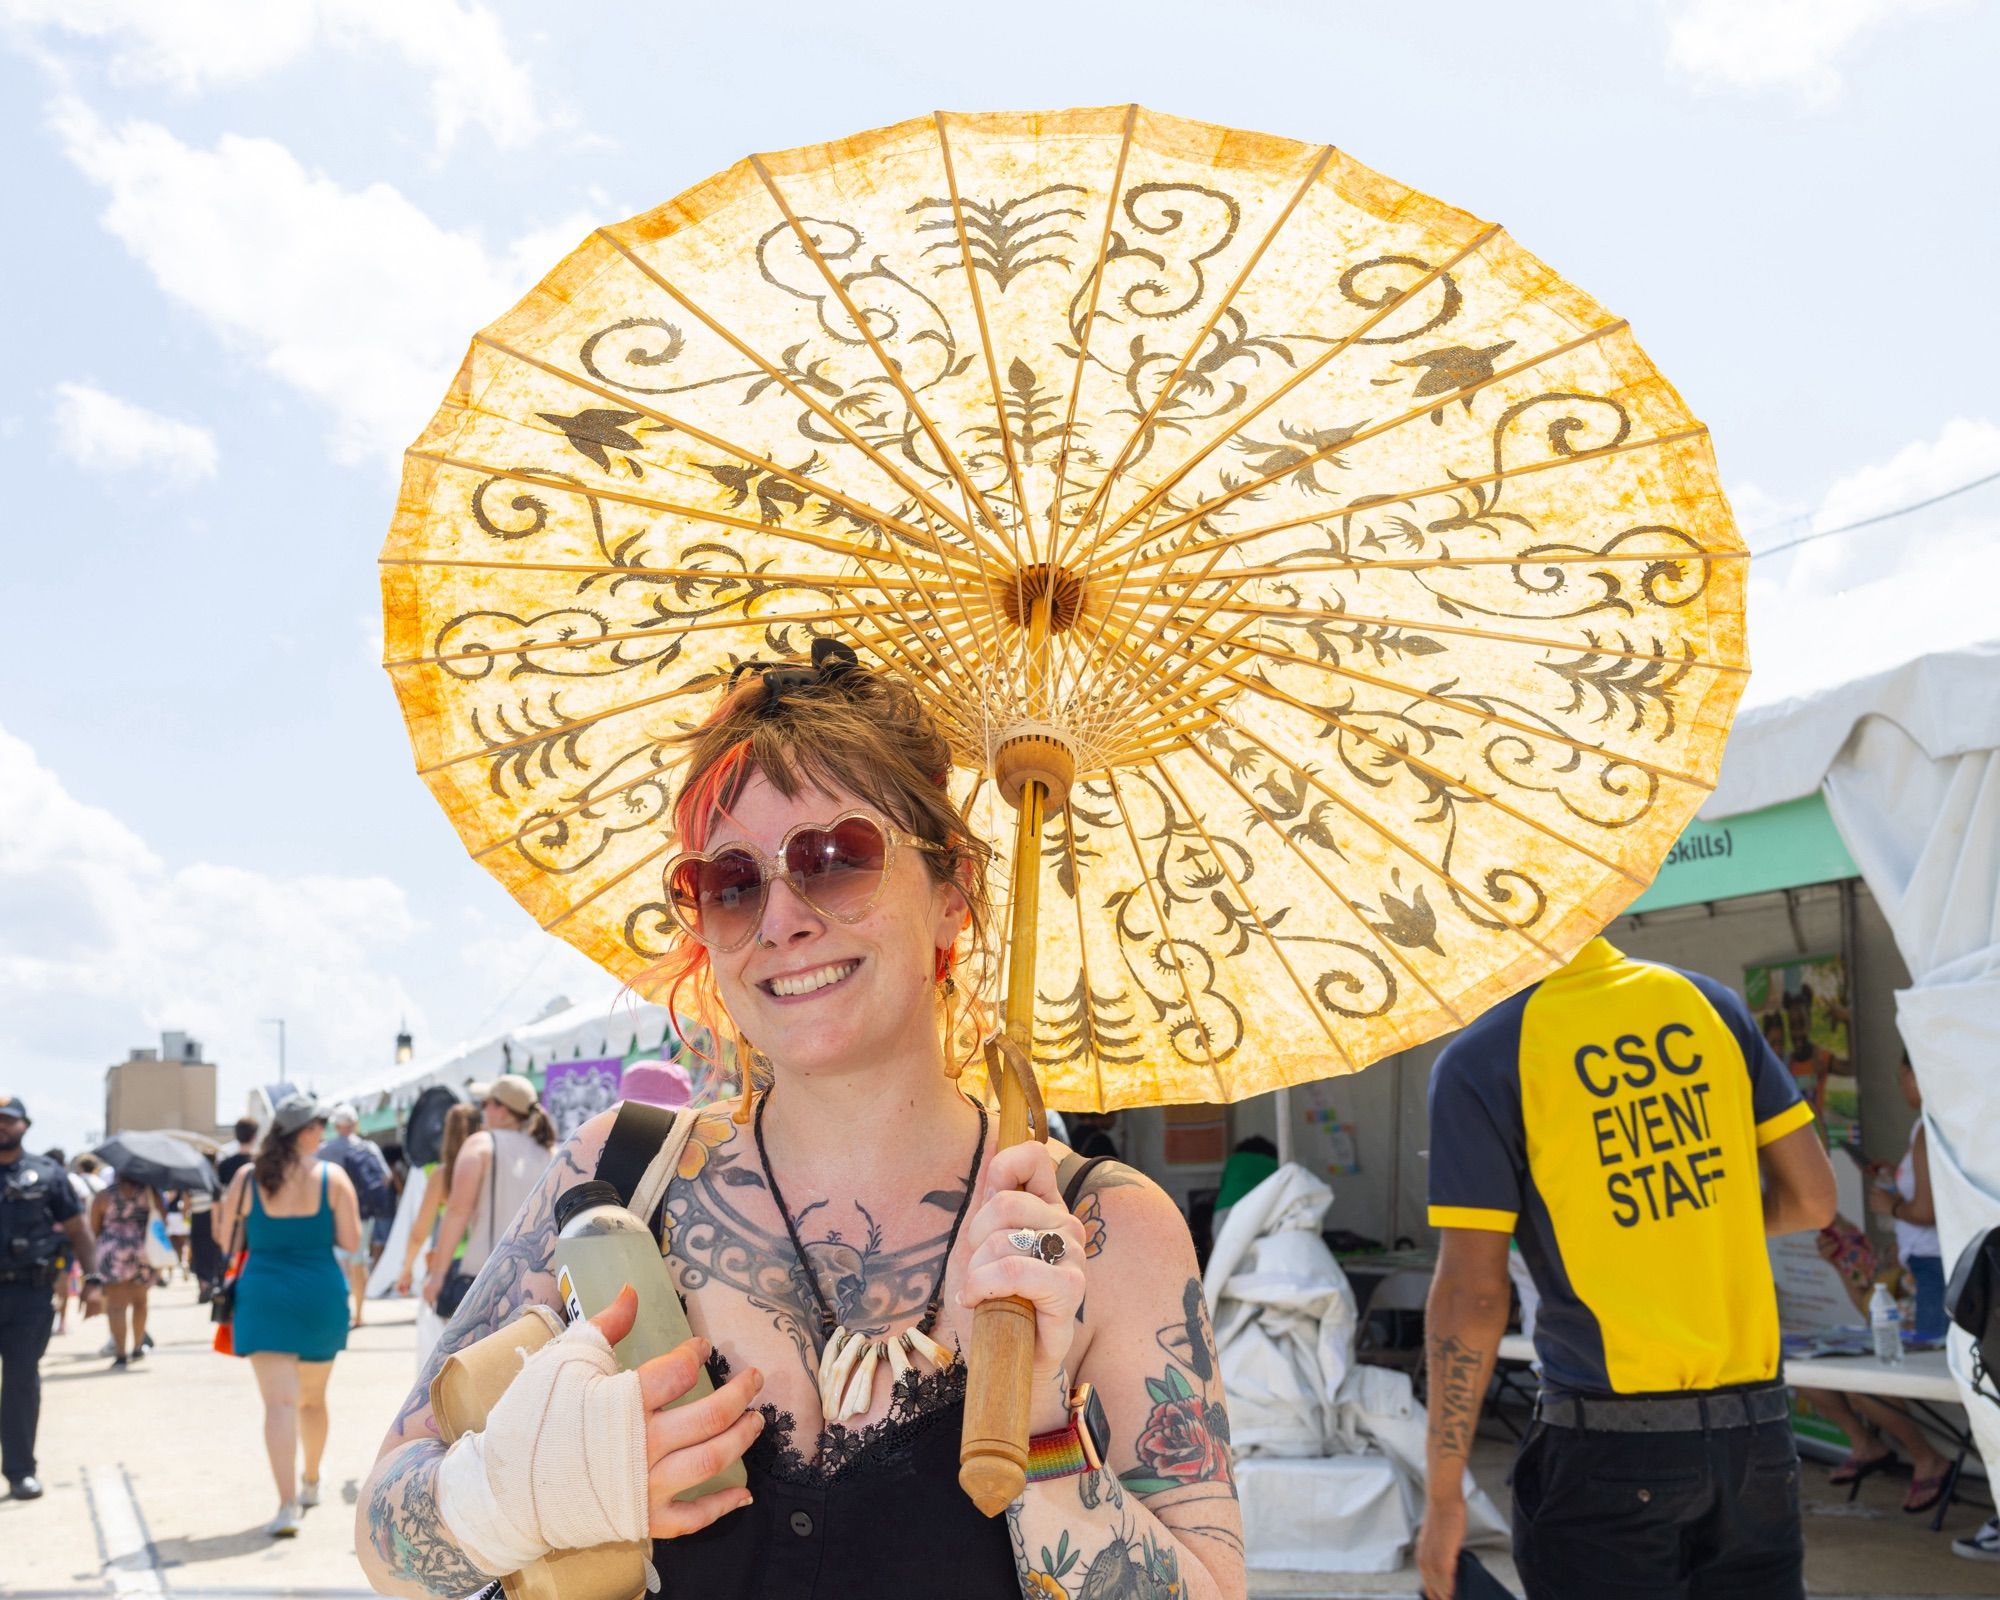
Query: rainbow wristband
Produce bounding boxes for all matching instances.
[1024,1425,1092,1483]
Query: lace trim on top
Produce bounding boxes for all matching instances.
[708,1350,967,1490]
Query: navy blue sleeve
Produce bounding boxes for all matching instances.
[1685,971,1806,1127]
[1426,996,1530,1232]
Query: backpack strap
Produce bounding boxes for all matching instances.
[1059,1154,1118,1214]
[631,1110,701,1247]
[594,1102,702,1249]
[596,1101,672,1205]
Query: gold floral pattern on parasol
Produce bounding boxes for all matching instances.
[383,105,1747,1114]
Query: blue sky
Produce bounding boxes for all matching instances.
[3,0,1997,1152]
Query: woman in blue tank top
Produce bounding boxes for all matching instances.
[218,1094,360,1539]
[358,652,1245,1600]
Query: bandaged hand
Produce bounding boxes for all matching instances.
[438,1286,763,1575]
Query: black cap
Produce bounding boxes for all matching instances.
[553,1180,625,1233]
[0,1094,26,1123]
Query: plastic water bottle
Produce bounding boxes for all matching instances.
[553,1179,747,1499]
[1869,1282,1904,1366]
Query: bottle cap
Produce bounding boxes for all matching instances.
[554,1179,625,1232]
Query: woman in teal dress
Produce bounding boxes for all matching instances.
[217,1094,360,1538]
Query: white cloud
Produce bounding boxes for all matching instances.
[1812,416,2000,532]
[52,97,596,463]
[1663,0,1967,105]
[51,381,219,487]
[1740,416,2000,706]
[1,0,548,152]
[0,721,427,1152]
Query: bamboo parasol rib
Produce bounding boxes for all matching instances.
[1044,105,1140,568]
[1049,144,1336,572]
[384,106,1750,1518]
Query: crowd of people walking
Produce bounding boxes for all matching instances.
[0,1075,559,1538]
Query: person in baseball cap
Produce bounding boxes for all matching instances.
[1,1092,105,1497]
[269,1093,326,1136]
[423,1075,555,1311]
[321,1105,394,1329]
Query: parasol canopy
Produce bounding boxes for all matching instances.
[403,1083,469,1169]
[383,105,1747,1113]
[93,1130,219,1195]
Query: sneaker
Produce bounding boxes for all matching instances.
[128,1346,145,1365]
[110,1354,128,1370]
[141,1331,154,1350]
[264,1501,302,1538]
[7,1476,44,1500]
[299,1480,320,1509]
[1954,1515,2000,1561]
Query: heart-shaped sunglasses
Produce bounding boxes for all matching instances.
[664,811,949,952]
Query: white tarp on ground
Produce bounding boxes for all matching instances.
[1705,641,2000,1474]
[1205,1164,1506,1573]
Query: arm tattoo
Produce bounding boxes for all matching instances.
[1079,1459,1124,1512]
[1005,1505,1034,1600]
[1428,1330,1485,1465]
[1076,1192,1109,1260]
[365,1443,492,1596]
[1120,1277,1234,1496]
[391,1140,587,1436]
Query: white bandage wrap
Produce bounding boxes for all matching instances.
[435,1319,649,1575]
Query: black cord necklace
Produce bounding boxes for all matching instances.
[753,1090,987,1422]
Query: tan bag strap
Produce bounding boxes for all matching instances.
[629,1107,701,1251]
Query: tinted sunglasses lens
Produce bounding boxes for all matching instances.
[786,816,889,919]
[670,849,766,947]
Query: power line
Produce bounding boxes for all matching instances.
[1749,465,2000,562]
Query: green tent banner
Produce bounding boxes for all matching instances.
[1629,792,1858,915]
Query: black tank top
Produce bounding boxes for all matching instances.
[651,1153,1117,1599]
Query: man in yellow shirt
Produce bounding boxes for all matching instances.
[1416,939,1837,1599]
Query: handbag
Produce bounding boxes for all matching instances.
[428,1105,699,1600]
[211,1249,246,1326]
[143,1197,178,1272]
[436,1261,476,1319]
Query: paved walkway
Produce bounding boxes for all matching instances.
[3,1280,421,1598]
[3,1281,1992,1597]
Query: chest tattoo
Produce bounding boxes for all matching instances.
[667,1147,958,1366]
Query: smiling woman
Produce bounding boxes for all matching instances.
[356,643,1245,1600]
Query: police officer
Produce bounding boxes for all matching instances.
[1416,939,1839,1598]
[0,1093,102,1500]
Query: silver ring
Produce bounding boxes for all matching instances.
[1007,1227,1067,1264]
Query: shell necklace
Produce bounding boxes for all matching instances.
[753,1091,987,1425]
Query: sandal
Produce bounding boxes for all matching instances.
[1829,1451,1895,1486]
[1904,1473,1949,1514]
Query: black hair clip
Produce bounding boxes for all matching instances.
[728,636,861,711]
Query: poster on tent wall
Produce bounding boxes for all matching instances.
[1744,953,1857,1152]
[543,1057,623,1141]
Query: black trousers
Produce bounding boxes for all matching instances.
[1511,1414,1804,1599]
[0,1280,56,1481]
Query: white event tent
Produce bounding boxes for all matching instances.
[1705,638,2000,1475]
[335,989,679,1145]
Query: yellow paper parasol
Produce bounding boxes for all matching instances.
[382,105,1747,1510]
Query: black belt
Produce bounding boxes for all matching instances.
[1535,1381,1791,1433]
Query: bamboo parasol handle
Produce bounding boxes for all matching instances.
[959,773,1048,1515]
